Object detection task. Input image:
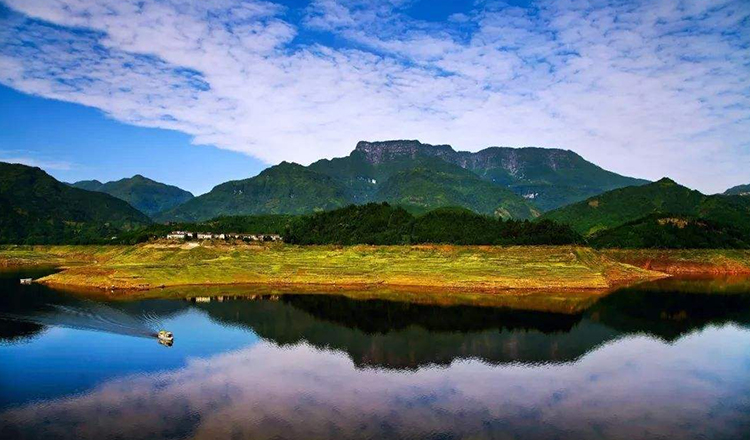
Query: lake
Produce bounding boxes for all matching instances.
[1,268,749,439]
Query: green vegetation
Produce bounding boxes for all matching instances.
[71,175,193,217]
[116,214,296,244]
[724,184,750,196]
[591,215,750,249]
[344,140,648,211]
[156,140,645,222]
[284,203,581,245]
[540,178,750,248]
[156,162,351,222]
[373,165,538,219]
[0,162,151,244]
[285,204,413,245]
[0,245,126,267]
[411,207,580,245]
[33,243,663,291]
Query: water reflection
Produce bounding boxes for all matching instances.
[1,271,750,439]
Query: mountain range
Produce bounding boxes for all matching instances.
[156,140,647,222]
[0,163,151,244]
[71,175,193,217]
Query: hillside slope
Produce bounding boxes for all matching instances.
[725,184,750,196]
[156,162,351,222]
[160,154,538,222]
[341,140,648,210]
[0,162,151,243]
[374,165,538,219]
[71,175,193,217]
[541,178,750,237]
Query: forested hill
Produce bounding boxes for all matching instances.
[155,162,352,222]
[540,178,750,248]
[284,203,581,246]
[724,184,750,196]
[0,162,151,244]
[71,175,193,217]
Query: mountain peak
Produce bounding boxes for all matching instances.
[656,177,677,185]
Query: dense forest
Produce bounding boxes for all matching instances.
[284,203,582,245]
[590,215,750,249]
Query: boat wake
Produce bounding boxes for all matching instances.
[0,300,160,340]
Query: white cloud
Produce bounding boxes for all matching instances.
[2,327,750,439]
[0,0,748,192]
[0,150,76,170]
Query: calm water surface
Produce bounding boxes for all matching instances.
[1,269,749,439]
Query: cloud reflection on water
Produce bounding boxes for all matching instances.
[2,325,749,440]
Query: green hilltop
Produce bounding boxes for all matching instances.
[156,162,352,222]
[725,184,750,196]
[540,178,750,248]
[158,140,644,222]
[71,174,193,217]
[0,162,151,244]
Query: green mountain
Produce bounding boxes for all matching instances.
[69,180,104,191]
[157,139,646,222]
[0,162,151,244]
[71,175,193,217]
[320,140,648,211]
[590,214,750,249]
[156,162,351,222]
[540,178,750,237]
[373,163,538,219]
[160,153,538,222]
[724,184,750,196]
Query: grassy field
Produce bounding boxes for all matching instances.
[0,242,665,292]
[0,245,127,268]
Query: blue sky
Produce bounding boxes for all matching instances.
[0,0,749,194]
[0,84,264,195]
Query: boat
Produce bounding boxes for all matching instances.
[157,330,174,346]
[19,278,32,285]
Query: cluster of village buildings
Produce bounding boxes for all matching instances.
[165,231,282,242]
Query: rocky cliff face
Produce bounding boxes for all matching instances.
[351,140,648,211]
[355,140,456,165]
[356,140,578,177]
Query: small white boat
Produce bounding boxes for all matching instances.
[156,330,174,347]
[157,330,173,341]
[19,278,32,285]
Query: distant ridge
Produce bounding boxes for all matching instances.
[71,174,193,217]
[724,184,750,196]
[541,177,750,240]
[155,162,351,222]
[0,162,151,244]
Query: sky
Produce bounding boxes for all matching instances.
[0,0,748,195]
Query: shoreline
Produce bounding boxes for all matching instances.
[3,244,749,294]
[3,243,664,291]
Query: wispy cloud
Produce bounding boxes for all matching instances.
[0,0,748,192]
[0,150,76,170]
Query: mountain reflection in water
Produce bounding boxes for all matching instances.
[1,271,750,439]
